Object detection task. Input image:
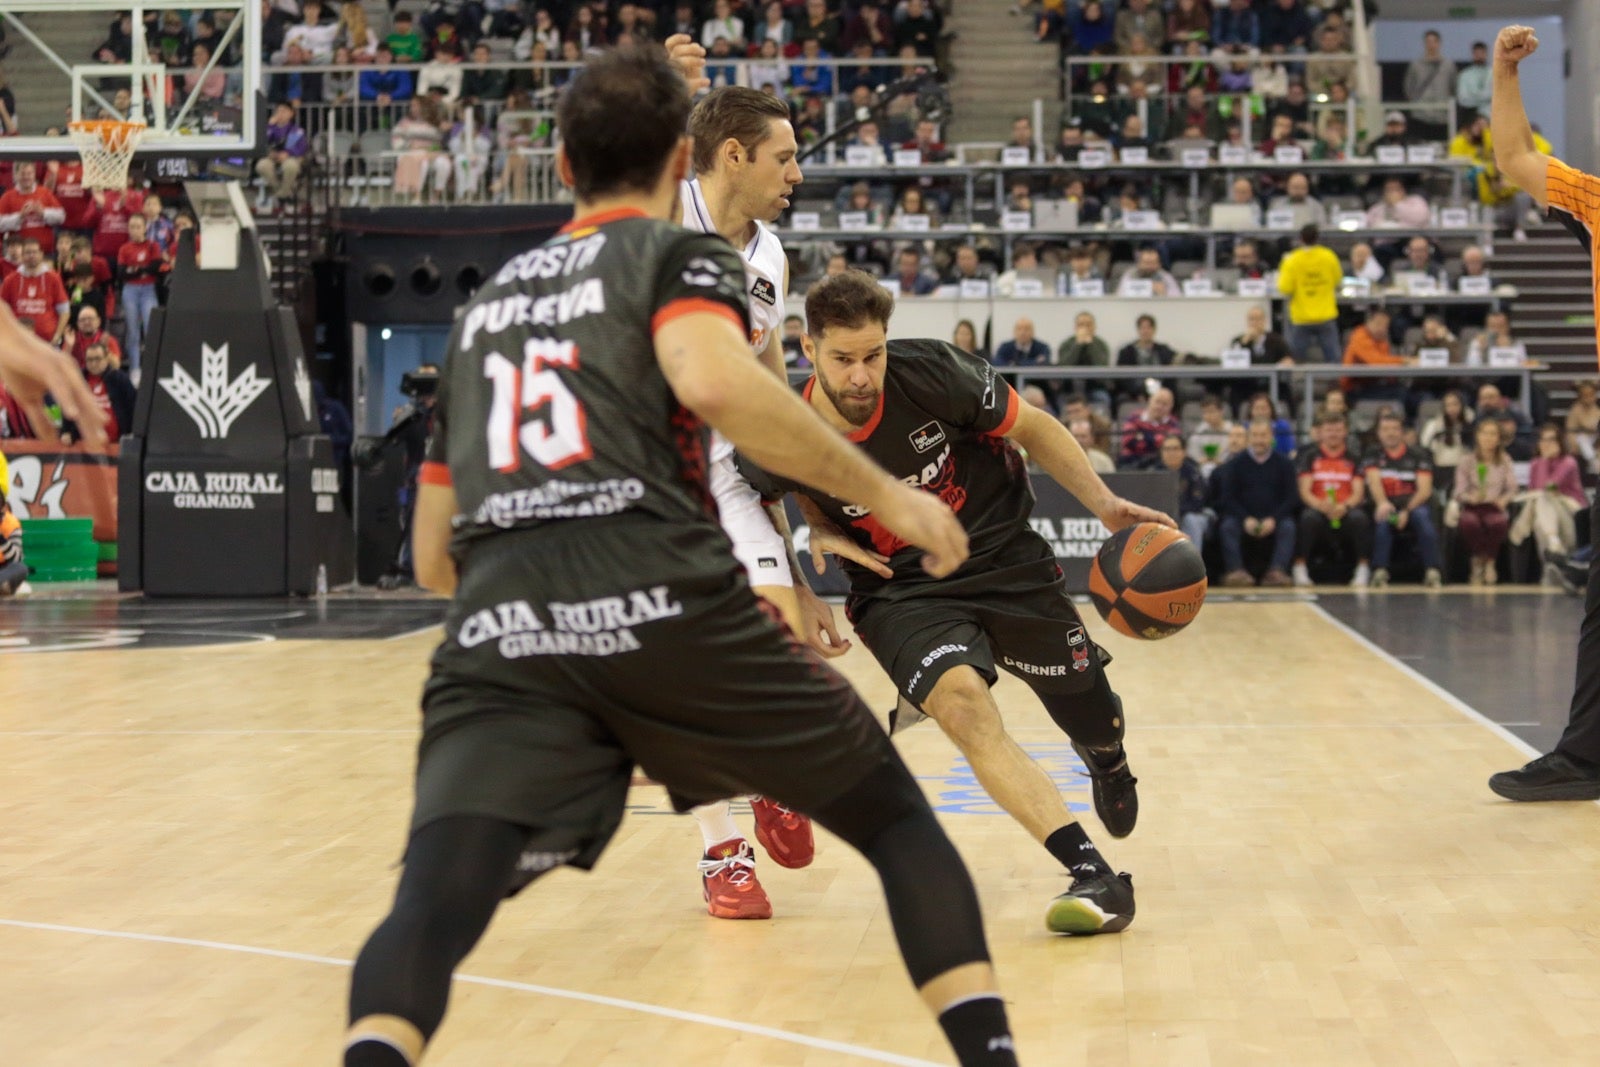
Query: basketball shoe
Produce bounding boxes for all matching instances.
[1072,741,1139,838]
[1488,752,1600,801]
[1046,871,1135,935]
[750,796,814,868]
[699,838,772,919]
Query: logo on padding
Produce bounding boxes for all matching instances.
[158,343,272,439]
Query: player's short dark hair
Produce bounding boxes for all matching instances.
[689,86,793,175]
[557,45,690,201]
[805,270,894,339]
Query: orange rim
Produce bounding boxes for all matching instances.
[68,119,147,149]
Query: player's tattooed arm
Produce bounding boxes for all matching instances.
[1004,402,1176,533]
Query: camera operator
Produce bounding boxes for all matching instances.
[352,363,438,589]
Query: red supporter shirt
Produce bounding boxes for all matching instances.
[49,162,96,232]
[70,328,122,369]
[1297,445,1360,506]
[86,375,121,441]
[0,186,67,249]
[117,239,164,286]
[1,268,69,341]
[91,189,145,259]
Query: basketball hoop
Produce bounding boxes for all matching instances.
[68,119,148,191]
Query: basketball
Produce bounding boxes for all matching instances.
[1087,522,1208,640]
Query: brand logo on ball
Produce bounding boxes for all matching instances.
[1132,525,1161,556]
[157,342,272,439]
[909,421,947,454]
[749,277,777,306]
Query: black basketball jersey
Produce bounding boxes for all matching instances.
[742,339,1033,598]
[422,208,750,550]
[1360,443,1432,502]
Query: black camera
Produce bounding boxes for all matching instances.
[400,367,439,399]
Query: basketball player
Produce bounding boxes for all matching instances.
[1483,24,1600,802]
[0,302,107,447]
[344,48,1023,1067]
[676,85,834,920]
[741,271,1175,935]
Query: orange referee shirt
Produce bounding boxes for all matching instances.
[1547,157,1600,365]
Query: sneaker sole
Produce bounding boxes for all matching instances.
[1487,776,1600,802]
[753,821,815,869]
[1045,896,1132,936]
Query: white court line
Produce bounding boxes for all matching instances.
[385,622,444,641]
[1309,602,1542,760]
[0,919,947,1067]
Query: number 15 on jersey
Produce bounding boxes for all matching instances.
[484,338,594,472]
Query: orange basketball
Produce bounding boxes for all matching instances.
[1087,522,1208,640]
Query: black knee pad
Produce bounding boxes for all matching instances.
[1036,664,1125,749]
[810,755,928,853]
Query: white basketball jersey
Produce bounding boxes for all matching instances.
[680,178,787,462]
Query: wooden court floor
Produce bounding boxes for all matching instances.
[4,598,1600,1066]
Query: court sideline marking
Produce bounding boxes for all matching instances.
[0,919,947,1067]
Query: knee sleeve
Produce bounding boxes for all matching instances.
[811,760,992,987]
[1037,665,1125,750]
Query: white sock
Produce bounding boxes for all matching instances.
[692,801,741,850]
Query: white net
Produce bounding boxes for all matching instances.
[68,121,147,190]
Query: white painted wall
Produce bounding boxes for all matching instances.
[1562,0,1598,172]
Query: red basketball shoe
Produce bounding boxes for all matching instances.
[699,838,772,920]
[750,796,815,869]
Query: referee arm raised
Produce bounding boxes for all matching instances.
[1486,24,1600,801]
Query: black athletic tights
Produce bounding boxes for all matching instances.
[346,762,992,1064]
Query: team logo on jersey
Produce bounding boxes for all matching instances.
[750,277,777,306]
[681,256,724,288]
[158,342,272,439]
[909,421,947,454]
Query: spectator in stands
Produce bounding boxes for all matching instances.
[116,214,163,374]
[1230,236,1267,281]
[1117,246,1180,297]
[336,1,378,60]
[891,247,938,296]
[1,237,69,346]
[0,165,66,280]
[566,6,604,54]
[1347,241,1385,285]
[795,0,842,54]
[43,157,92,241]
[1232,304,1291,365]
[1168,84,1219,141]
[1454,40,1492,120]
[993,316,1050,367]
[323,45,359,106]
[1167,0,1211,48]
[1215,419,1299,586]
[270,41,323,105]
[1115,34,1162,95]
[951,319,979,357]
[945,245,993,286]
[65,304,120,369]
[65,261,107,322]
[610,3,652,48]
[1063,244,1103,290]
[1421,389,1473,469]
[1454,418,1516,584]
[1474,382,1534,460]
[516,8,560,58]
[391,96,449,202]
[1365,177,1431,230]
[418,39,465,102]
[1070,1,1113,57]
[1511,422,1588,565]
[1269,80,1314,137]
[1453,245,1493,289]
[1057,310,1111,405]
[1247,391,1296,455]
[1341,306,1412,398]
[701,0,746,50]
[746,39,788,96]
[1114,0,1165,54]
[285,1,338,63]
[704,37,742,89]
[1311,113,1353,170]
[461,42,508,104]
[1188,394,1236,473]
[1005,116,1036,161]
[65,341,135,445]
[1261,0,1313,54]
[1269,172,1328,229]
[1278,224,1342,363]
[1212,0,1259,50]
[1293,410,1372,586]
[890,186,937,228]
[1364,111,1416,157]
[902,118,950,163]
[1055,118,1086,162]
[1404,29,1456,138]
[1119,386,1181,469]
[447,104,494,198]
[184,41,229,105]
[153,8,193,64]
[1565,380,1599,470]
[360,45,415,104]
[1165,39,1217,97]
[1115,313,1178,403]
[1304,24,1354,95]
[1067,414,1117,475]
[754,2,793,50]
[1363,410,1443,587]
[256,103,309,211]
[895,0,941,57]
[1159,434,1213,544]
[994,243,1041,296]
[790,38,835,97]
[0,233,21,284]
[1411,314,1461,363]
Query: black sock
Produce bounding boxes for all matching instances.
[1045,823,1111,881]
[938,995,1019,1067]
[345,1042,411,1067]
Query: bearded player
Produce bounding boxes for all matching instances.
[665,81,840,920]
[742,270,1176,934]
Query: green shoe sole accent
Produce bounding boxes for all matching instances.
[1045,897,1131,936]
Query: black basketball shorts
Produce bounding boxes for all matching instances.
[849,533,1110,708]
[412,519,899,886]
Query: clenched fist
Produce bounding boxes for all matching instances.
[1494,25,1538,69]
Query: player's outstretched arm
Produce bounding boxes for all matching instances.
[412,481,459,595]
[1491,25,1550,208]
[0,302,108,447]
[1004,401,1176,532]
[657,312,969,577]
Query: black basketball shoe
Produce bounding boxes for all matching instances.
[1073,741,1139,838]
[1046,871,1135,935]
[1488,752,1600,801]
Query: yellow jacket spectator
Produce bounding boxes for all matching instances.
[1277,224,1343,362]
[1451,114,1551,206]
